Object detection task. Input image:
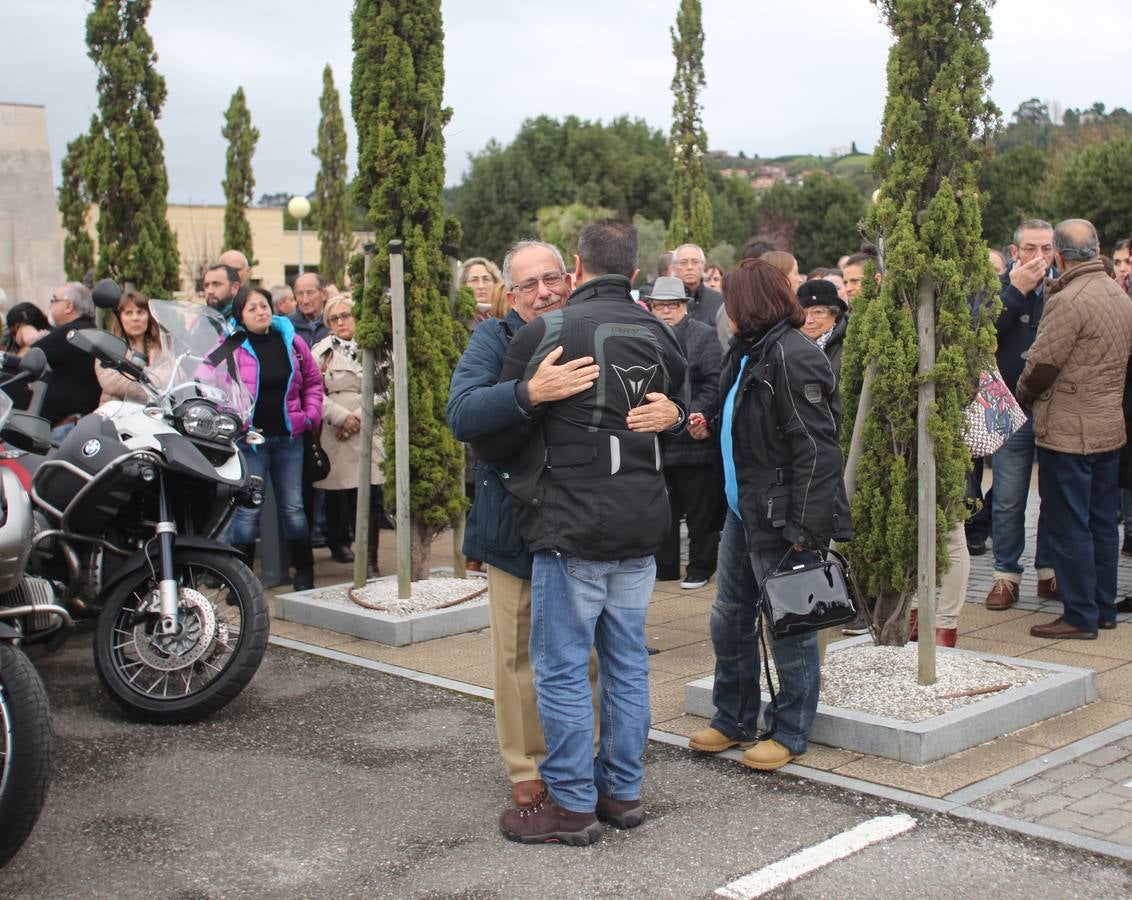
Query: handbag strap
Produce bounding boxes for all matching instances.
[733,609,779,743]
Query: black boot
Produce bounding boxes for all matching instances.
[289,540,315,591]
[234,543,256,569]
[368,524,380,577]
[329,543,355,564]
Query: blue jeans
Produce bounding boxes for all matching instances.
[529,550,654,813]
[230,435,309,544]
[990,414,1051,575]
[1036,448,1120,631]
[707,512,820,756]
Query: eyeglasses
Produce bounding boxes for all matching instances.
[512,271,565,296]
[650,301,684,311]
[674,258,704,268]
[1019,244,1053,255]
[49,296,66,304]
[327,313,354,324]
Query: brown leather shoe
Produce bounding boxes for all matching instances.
[499,799,602,845]
[985,578,1018,610]
[595,794,645,829]
[935,627,957,648]
[511,779,548,808]
[1037,576,1058,600]
[688,726,754,753]
[1029,617,1097,640]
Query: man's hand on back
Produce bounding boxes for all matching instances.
[626,393,680,433]
[524,346,600,406]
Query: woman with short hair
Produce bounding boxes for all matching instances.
[687,259,850,771]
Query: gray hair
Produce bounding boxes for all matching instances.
[674,243,705,263]
[59,281,94,318]
[269,284,292,304]
[1053,219,1099,262]
[501,240,567,290]
[1013,219,1054,246]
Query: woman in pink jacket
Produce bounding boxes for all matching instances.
[227,286,323,590]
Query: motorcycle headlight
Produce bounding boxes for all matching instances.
[179,402,221,440]
[215,413,241,439]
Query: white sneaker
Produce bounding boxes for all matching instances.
[680,576,708,590]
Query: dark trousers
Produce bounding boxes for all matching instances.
[964,457,992,544]
[656,463,724,580]
[1037,447,1120,631]
[325,486,386,547]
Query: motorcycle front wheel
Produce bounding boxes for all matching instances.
[93,550,269,724]
[0,642,53,868]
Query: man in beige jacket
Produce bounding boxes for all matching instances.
[1017,219,1132,639]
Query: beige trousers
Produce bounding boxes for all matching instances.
[486,564,600,783]
[912,522,970,630]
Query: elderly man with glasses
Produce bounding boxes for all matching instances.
[28,283,102,439]
[674,243,729,348]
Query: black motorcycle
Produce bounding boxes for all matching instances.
[0,281,269,725]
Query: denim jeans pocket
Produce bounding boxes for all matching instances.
[565,556,619,582]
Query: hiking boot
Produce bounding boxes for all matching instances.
[511,779,547,809]
[595,794,645,829]
[742,739,799,771]
[1037,575,1058,600]
[329,543,355,564]
[985,578,1017,610]
[499,799,602,846]
[688,726,753,753]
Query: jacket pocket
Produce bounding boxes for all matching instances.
[466,466,526,559]
[762,484,792,529]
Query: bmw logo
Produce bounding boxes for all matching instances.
[82,439,101,458]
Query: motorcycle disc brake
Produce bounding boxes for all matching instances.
[133,588,220,671]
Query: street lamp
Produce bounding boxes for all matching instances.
[287,195,312,275]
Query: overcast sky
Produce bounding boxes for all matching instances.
[3,1,1126,205]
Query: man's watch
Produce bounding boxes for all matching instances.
[670,403,686,430]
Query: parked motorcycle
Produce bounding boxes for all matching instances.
[0,281,269,725]
[0,382,54,865]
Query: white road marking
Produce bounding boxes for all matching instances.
[1125,781,1132,789]
[714,813,918,899]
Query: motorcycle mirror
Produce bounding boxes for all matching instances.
[92,278,122,310]
[20,347,48,381]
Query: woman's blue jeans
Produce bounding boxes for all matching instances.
[230,435,309,545]
[708,512,820,756]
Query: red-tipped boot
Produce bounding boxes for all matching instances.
[936,628,957,648]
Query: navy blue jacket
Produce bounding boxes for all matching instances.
[662,315,722,467]
[995,268,1056,394]
[446,309,532,579]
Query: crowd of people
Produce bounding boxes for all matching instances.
[4,213,1131,847]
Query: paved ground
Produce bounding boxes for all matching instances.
[8,634,1132,898]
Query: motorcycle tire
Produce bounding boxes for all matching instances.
[0,643,53,868]
[93,550,269,724]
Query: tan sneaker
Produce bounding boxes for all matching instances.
[1037,575,1058,600]
[985,578,1018,610]
[688,727,754,753]
[742,739,799,771]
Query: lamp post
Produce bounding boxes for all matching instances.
[287,195,311,275]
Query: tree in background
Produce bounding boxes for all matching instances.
[1049,140,1132,249]
[58,133,95,281]
[221,86,258,261]
[842,0,999,649]
[351,0,467,580]
[751,175,865,270]
[535,203,615,264]
[978,143,1050,249]
[666,0,713,249]
[83,0,179,295]
[314,65,352,287]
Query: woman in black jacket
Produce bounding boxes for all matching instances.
[686,259,850,771]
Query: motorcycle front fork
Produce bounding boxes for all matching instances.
[155,474,180,636]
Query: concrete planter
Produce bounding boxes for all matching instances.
[274,577,489,647]
[684,637,1099,765]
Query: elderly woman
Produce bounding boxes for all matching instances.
[461,257,504,323]
[97,287,163,404]
[796,279,849,380]
[686,259,850,771]
[310,294,387,573]
[228,286,323,591]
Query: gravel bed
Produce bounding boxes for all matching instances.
[305,576,487,618]
[818,643,1050,722]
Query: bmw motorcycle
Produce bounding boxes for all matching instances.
[0,282,269,726]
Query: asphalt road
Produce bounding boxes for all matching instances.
[5,629,1132,899]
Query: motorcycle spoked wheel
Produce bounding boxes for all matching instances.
[0,643,53,868]
[93,550,269,724]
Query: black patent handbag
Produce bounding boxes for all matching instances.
[759,546,857,638]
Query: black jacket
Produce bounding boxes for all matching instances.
[720,320,850,551]
[483,275,688,561]
[662,315,722,467]
[817,315,848,433]
[36,316,101,425]
[686,281,724,331]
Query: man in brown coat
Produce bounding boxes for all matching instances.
[1017,219,1132,639]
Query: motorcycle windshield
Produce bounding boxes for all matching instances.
[145,300,254,426]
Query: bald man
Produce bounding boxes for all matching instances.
[219,249,251,286]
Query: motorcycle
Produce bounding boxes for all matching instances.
[0,386,54,865]
[0,281,269,725]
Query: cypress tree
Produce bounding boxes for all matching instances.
[222,86,258,261]
[666,0,713,249]
[58,132,95,281]
[84,0,180,295]
[351,0,467,580]
[841,0,999,646]
[314,65,351,287]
